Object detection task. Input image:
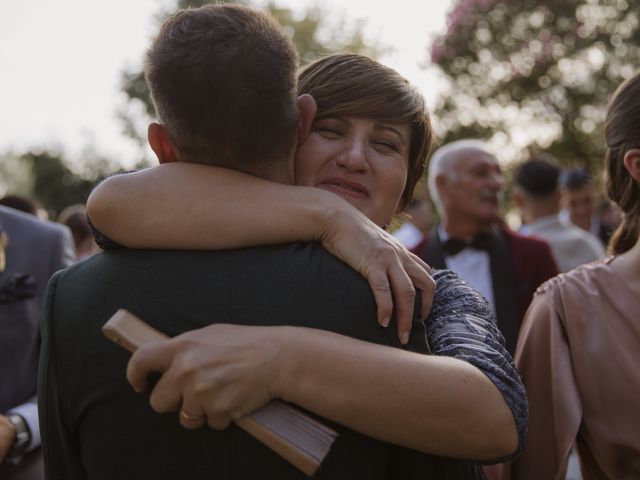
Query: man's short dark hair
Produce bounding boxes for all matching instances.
[514,154,561,198]
[559,167,592,191]
[0,195,39,216]
[145,4,299,168]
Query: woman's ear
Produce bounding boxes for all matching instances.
[623,149,640,182]
[148,123,178,163]
[296,94,317,144]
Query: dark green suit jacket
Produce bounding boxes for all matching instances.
[39,244,480,479]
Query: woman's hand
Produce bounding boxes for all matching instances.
[0,415,17,462]
[127,324,287,430]
[126,322,517,460]
[319,205,435,344]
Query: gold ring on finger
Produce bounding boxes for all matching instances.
[179,409,204,422]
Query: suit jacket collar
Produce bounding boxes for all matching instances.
[423,233,447,270]
[424,225,520,354]
[486,228,519,354]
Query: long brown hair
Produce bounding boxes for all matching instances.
[604,71,640,254]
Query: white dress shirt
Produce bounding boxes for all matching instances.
[9,399,39,452]
[439,226,495,308]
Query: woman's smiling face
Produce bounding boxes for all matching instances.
[294,116,410,227]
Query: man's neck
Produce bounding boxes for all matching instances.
[570,215,592,232]
[258,167,293,184]
[441,216,493,239]
[525,202,559,223]
[237,157,294,185]
[171,146,295,185]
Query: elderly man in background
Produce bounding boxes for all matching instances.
[513,155,605,272]
[417,140,558,354]
[0,205,75,479]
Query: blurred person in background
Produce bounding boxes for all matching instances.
[392,197,434,251]
[513,155,604,272]
[559,167,610,246]
[57,204,100,261]
[0,205,74,479]
[508,69,640,480]
[418,139,558,354]
[596,199,622,248]
[0,196,38,217]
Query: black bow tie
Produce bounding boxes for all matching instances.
[441,233,493,256]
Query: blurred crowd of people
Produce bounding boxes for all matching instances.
[393,149,630,479]
[396,163,620,265]
[0,197,98,479]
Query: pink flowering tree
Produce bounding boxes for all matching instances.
[430,0,640,172]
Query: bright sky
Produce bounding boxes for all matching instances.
[0,0,452,169]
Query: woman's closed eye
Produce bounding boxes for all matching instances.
[315,126,343,138]
[373,138,401,153]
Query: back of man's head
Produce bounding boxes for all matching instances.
[514,154,561,199]
[559,167,592,192]
[0,195,39,216]
[145,4,299,169]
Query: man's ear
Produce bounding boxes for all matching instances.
[623,149,640,182]
[148,123,178,164]
[435,173,449,192]
[296,94,317,145]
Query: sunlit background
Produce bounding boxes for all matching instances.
[0,0,449,167]
[1,0,639,216]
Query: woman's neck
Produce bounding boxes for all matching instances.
[610,236,640,299]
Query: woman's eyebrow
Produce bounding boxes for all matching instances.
[317,116,347,124]
[373,124,407,142]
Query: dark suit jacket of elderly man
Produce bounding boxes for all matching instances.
[39,245,483,480]
[0,205,75,477]
[416,225,558,355]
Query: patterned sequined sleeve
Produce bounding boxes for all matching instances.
[426,269,528,463]
[87,217,124,250]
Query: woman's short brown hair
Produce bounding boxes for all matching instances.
[298,54,433,209]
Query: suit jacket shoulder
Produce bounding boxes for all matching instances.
[40,244,464,480]
[0,206,75,296]
[500,227,559,296]
[0,206,74,417]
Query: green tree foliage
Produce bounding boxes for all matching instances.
[25,152,96,216]
[430,0,640,173]
[120,0,385,146]
[0,155,33,198]
[0,150,126,218]
[4,1,385,213]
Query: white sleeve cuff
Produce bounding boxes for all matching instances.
[8,401,40,451]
